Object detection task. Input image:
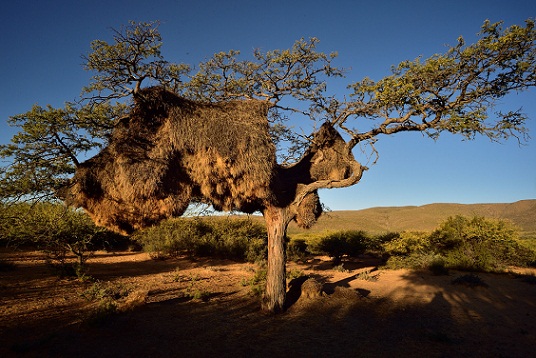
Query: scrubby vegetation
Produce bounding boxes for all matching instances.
[133,216,267,262]
[0,202,128,277]
[308,230,369,264]
[2,203,534,277]
[382,216,536,272]
[298,215,536,273]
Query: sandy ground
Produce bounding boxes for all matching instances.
[1,250,536,358]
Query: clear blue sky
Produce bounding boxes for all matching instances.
[1,0,535,210]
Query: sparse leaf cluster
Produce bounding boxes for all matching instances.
[82,20,190,101]
[343,19,535,147]
[0,102,127,201]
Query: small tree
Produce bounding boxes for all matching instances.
[1,20,535,312]
[0,203,102,273]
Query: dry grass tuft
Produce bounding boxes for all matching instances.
[300,277,323,299]
[118,289,149,312]
[331,286,361,300]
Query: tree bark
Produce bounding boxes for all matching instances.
[262,205,291,313]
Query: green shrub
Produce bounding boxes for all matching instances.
[0,202,122,276]
[383,231,431,256]
[246,237,268,263]
[384,252,443,270]
[287,268,305,281]
[431,215,535,271]
[382,215,536,272]
[367,232,398,256]
[241,264,267,296]
[287,238,311,262]
[81,280,140,325]
[356,269,380,281]
[518,234,536,252]
[210,218,267,260]
[134,217,267,262]
[310,230,369,263]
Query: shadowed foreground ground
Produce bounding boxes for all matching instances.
[1,250,535,357]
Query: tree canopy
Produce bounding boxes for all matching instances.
[1,19,534,204]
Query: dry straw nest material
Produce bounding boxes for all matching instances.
[64,87,354,234]
[300,277,324,299]
[66,87,275,233]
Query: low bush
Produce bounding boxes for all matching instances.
[134,217,267,262]
[432,215,535,271]
[309,230,369,263]
[382,215,536,272]
[0,202,128,277]
[241,264,267,296]
[383,231,431,256]
[81,280,146,325]
[287,238,309,261]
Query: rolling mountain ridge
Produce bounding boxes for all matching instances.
[286,199,536,236]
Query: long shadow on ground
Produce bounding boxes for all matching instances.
[2,255,536,358]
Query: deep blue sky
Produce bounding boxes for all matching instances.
[1,0,535,210]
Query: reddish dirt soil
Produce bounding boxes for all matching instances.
[1,250,535,357]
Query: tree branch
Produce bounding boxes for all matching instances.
[51,132,80,167]
[291,160,367,208]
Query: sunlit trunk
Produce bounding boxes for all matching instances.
[262,205,291,313]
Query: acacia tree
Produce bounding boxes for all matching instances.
[1,20,535,312]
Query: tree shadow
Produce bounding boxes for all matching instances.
[301,255,381,272]
[285,275,310,308]
[86,253,243,280]
[3,253,536,358]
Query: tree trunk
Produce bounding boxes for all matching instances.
[262,205,291,313]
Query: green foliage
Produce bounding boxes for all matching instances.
[382,215,536,272]
[182,38,342,103]
[3,19,533,204]
[133,217,267,262]
[83,20,190,102]
[518,235,536,251]
[431,215,534,271]
[81,280,131,301]
[0,202,126,275]
[309,230,370,262]
[348,19,535,146]
[287,269,305,281]
[80,280,142,324]
[0,103,125,202]
[132,218,210,259]
[287,238,309,261]
[241,265,267,297]
[187,289,212,302]
[356,269,380,281]
[382,231,431,256]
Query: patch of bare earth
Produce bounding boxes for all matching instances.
[1,250,535,357]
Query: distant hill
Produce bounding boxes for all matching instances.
[287,200,536,236]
